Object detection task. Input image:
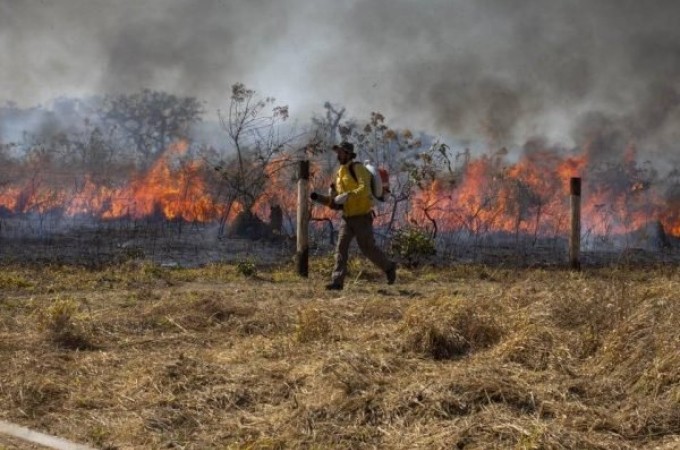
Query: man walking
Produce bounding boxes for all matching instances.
[326,142,396,290]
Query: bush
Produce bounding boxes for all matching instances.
[236,260,257,277]
[390,226,436,268]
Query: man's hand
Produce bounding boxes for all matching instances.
[334,193,349,205]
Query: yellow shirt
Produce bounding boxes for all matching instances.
[335,162,373,217]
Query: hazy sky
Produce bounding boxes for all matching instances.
[2,0,680,156]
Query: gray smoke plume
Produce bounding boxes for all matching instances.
[2,0,680,164]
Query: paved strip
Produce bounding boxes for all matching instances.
[0,421,96,450]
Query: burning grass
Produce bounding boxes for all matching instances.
[0,261,679,449]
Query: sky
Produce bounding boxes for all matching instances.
[2,0,680,162]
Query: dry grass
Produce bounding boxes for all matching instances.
[0,260,679,449]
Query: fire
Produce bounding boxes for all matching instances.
[1,138,679,240]
[100,141,223,222]
[251,153,299,222]
[0,140,225,222]
[411,147,679,239]
[412,153,583,236]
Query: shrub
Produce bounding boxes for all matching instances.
[390,226,436,268]
[236,260,257,277]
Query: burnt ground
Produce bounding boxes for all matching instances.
[0,216,679,269]
[0,218,296,268]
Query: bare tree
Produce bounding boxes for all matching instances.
[310,102,346,171]
[216,83,291,230]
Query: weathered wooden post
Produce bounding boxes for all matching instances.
[296,160,310,277]
[569,177,581,270]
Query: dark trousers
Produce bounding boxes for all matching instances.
[331,213,393,285]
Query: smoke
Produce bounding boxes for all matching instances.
[2,0,680,164]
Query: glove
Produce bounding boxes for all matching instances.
[334,192,349,205]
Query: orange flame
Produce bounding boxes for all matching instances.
[411,147,679,238]
[1,140,679,240]
[0,140,224,222]
[100,141,223,221]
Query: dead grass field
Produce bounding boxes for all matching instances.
[0,259,678,449]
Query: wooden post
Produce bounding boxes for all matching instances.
[296,160,310,277]
[569,177,581,270]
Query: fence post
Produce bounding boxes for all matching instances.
[297,160,310,277]
[569,177,581,270]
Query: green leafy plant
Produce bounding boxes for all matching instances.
[390,226,436,268]
[236,260,257,277]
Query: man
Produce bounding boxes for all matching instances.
[325,141,396,290]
